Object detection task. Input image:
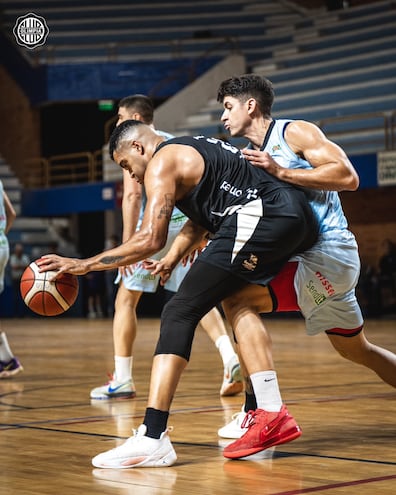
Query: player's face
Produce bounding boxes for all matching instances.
[113,143,146,184]
[116,106,131,126]
[220,96,250,137]
[116,107,143,127]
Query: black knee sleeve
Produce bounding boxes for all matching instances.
[154,260,247,361]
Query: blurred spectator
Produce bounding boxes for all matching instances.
[86,272,105,319]
[357,263,380,317]
[10,243,30,317]
[378,239,396,310]
[47,224,79,257]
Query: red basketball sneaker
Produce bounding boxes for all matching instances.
[223,405,302,459]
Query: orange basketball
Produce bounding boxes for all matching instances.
[20,260,79,316]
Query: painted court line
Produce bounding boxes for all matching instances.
[272,473,396,495]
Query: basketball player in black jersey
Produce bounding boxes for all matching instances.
[38,119,318,468]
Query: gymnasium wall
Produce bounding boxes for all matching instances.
[0,66,41,179]
[341,186,396,269]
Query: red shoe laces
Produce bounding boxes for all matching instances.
[241,410,257,429]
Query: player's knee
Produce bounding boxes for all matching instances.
[156,299,202,360]
[115,286,140,310]
[222,295,256,323]
[328,334,367,365]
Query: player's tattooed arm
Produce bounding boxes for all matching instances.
[158,193,175,220]
[99,255,125,266]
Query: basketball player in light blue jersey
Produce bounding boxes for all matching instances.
[91,95,242,400]
[213,74,396,452]
[0,180,23,378]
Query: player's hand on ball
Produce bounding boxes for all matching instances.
[37,255,89,279]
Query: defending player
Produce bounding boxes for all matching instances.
[209,74,396,454]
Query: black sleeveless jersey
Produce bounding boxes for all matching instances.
[155,135,298,234]
[154,135,318,286]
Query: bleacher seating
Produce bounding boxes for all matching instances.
[1,0,306,64]
[1,0,395,154]
[170,0,396,155]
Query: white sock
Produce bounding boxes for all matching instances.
[215,335,236,367]
[114,356,133,382]
[250,370,282,412]
[0,332,14,362]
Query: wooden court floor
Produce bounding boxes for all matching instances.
[0,316,395,495]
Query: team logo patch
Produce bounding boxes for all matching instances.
[272,144,281,152]
[13,13,49,50]
[242,254,258,271]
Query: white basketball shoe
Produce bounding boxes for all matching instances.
[92,424,177,469]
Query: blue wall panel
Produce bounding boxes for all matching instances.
[350,153,377,189]
[21,182,116,216]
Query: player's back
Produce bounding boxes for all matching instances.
[157,136,306,234]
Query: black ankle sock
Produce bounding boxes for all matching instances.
[143,407,169,439]
[244,392,257,412]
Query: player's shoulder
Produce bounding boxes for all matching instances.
[155,129,174,140]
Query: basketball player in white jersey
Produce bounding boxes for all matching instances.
[0,180,23,378]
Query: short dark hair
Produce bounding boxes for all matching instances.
[217,74,274,118]
[118,94,154,124]
[109,119,145,160]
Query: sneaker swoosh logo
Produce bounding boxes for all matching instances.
[264,378,275,382]
[108,384,127,393]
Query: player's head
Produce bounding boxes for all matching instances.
[109,119,160,184]
[217,75,274,137]
[217,76,273,138]
[117,94,155,126]
[217,74,274,118]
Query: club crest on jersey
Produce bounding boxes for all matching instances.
[272,144,281,152]
[242,254,258,271]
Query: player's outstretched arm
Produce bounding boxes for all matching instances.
[38,148,182,279]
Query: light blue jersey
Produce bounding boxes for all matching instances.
[262,120,348,234]
[257,120,363,334]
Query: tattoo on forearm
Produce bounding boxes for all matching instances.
[100,256,124,265]
[158,194,174,219]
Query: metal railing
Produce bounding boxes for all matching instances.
[317,111,395,152]
[22,152,103,189]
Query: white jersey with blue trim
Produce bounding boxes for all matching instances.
[261,119,348,235]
